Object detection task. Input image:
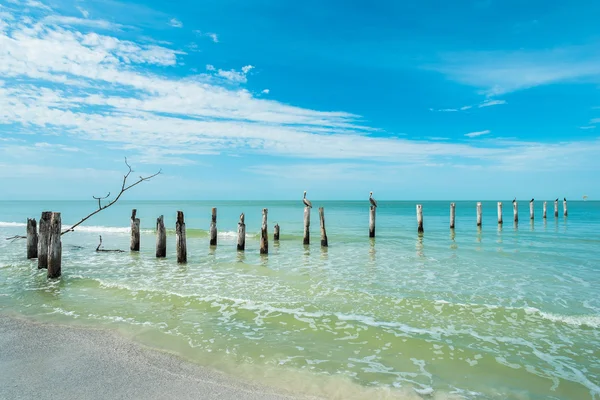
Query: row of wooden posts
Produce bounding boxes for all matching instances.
[24,200,568,278]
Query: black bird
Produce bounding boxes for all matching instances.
[303,191,313,208]
[369,191,378,208]
[530,198,534,203]
[555,198,559,202]
[512,198,516,203]
[564,197,567,202]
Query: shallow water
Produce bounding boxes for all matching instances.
[1,200,599,399]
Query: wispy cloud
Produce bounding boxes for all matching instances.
[479,99,506,108]
[44,15,123,30]
[431,99,506,112]
[193,30,218,43]
[76,6,89,18]
[261,89,270,94]
[169,18,182,28]
[580,125,596,130]
[465,129,491,138]
[215,65,254,83]
[429,46,600,95]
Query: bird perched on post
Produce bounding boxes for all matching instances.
[303,191,312,208]
[530,198,534,203]
[369,191,378,208]
[564,197,567,201]
[513,198,516,204]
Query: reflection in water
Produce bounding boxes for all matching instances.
[530,219,534,232]
[450,229,457,250]
[543,218,547,231]
[477,226,482,244]
[236,250,246,263]
[514,221,518,231]
[416,234,424,258]
[320,246,328,260]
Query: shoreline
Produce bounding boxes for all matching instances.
[0,313,316,400]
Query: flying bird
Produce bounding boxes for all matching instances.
[369,191,378,208]
[303,191,312,208]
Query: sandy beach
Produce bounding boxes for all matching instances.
[0,314,313,400]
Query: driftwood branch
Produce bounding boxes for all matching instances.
[62,158,161,235]
[96,235,125,253]
[5,235,26,242]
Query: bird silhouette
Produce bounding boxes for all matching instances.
[512,198,516,203]
[303,191,312,208]
[369,191,378,208]
[564,197,567,202]
[555,198,559,202]
[530,198,534,202]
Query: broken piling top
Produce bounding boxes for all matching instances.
[237,213,246,251]
[319,207,328,247]
[260,209,268,255]
[476,202,482,227]
[130,209,140,252]
[27,218,38,259]
[513,200,519,223]
[273,223,280,241]
[543,201,547,219]
[449,203,456,229]
[416,204,424,234]
[38,211,52,270]
[47,212,62,279]
[369,205,376,238]
[563,198,568,217]
[497,202,503,225]
[176,211,187,264]
[303,206,310,245]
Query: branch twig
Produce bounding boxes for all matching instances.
[62,158,160,235]
[96,235,125,253]
[5,235,26,242]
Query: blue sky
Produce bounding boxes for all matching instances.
[0,0,599,200]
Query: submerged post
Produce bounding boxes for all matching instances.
[38,211,51,269]
[47,212,61,279]
[563,198,568,217]
[303,207,310,245]
[176,211,187,263]
[237,213,246,251]
[416,204,424,234]
[369,206,376,238]
[513,201,519,224]
[554,200,559,218]
[26,218,38,259]
[543,202,547,219]
[497,202,503,225]
[209,208,217,246]
[130,209,140,252]
[273,224,280,241]
[319,207,328,247]
[476,202,482,227]
[156,215,166,258]
[450,202,456,229]
[260,209,268,255]
[530,200,535,220]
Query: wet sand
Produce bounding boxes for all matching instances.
[0,314,315,400]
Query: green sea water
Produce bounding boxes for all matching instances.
[1,200,599,399]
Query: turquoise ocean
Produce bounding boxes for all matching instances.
[0,200,599,399]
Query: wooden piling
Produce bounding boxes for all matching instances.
[416,204,424,234]
[530,200,535,220]
[303,206,310,245]
[130,209,140,251]
[476,202,482,227]
[176,211,187,263]
[156,215,166,258]
[237,213,246,251]
[554,200,559,218]
[273,223,280,241]
[47,212,61,279]
[513,201,519,223]
[543,202,547,219]
[26,218,38,259]
[209,208,217,246]
[450,203,456,229]
[497,202,503,225]
[260,208,268,255]
[369,206,376,238]
[37,211,51,269]
[563,199,568,217]
[319,207,328,247]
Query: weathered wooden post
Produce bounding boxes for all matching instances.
[554,200,559,218]
[260,209,268,255]
[273,223,280,241]
[476,202,482,227]
[319,207,328,247]
[416,204,424,234]
[47,212,61,279]
[130,209,140,251]
[27,218,38,259]
[210,208,217,246]
[563,198,568,217]
[38,211,51,269]
[237,213,246,251]
[176,211,187,263]
[450,203,455,229]
[369,206,376,238]
[497,202,503,225]
[543,202,547,219]
[513,201,519,223]
[156,215,166,258]
[303,207,310,245]
[530,200,535,220]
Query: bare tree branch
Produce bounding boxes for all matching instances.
[5,235,26,242]
[62,158,161,235]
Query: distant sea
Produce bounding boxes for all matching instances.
[1,200,599,399]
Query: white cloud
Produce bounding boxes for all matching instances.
[169,18,182,28]
[580,126,596,130]
[591,118,600,124]
[206,64,215,71]
[44,15,123,30]
[261,89,269,94]
[464,129,491,138]
[241,65,254,74]
[431,99,506,112]
[193,30,218,43]
[479,99,506,108]
[215,65,254,83]
[76,6,89,18]
[430,46,600,95]
[25,0,52,11]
